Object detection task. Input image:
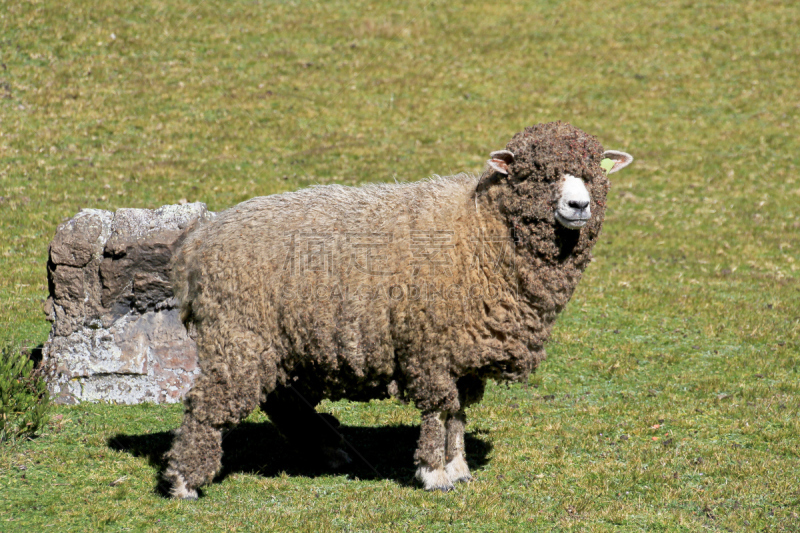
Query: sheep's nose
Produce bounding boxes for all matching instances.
[568,200,589,210]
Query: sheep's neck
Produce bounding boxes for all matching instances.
[475,181,599,315]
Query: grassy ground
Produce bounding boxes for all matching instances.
[1,0,799,530]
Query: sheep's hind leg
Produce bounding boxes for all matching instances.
[164,412,222,500]
[414,411,453,491]
[262,387,352,469]
[164,355,261,499]
[444,411,472,484]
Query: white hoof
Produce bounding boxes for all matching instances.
[168,470,198,500]
[445,455,472,484]
[416,465,454,492]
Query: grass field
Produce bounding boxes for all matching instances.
[1,0,799,530]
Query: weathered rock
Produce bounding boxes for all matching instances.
[49,209,109,267]
[42,203,214,404]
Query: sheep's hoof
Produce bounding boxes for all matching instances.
[322,446,353,469]
[171,485,199,500]
[167,471,199,500]
[426,482,454,493]
[416,465,455,492]
[445,455,472,484]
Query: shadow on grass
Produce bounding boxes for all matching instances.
[108,422,492,497]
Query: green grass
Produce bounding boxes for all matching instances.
[1,0,799,530]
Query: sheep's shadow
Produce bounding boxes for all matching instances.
[108,421,492,497]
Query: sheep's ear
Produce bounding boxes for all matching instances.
[602,150,634,174]
[487,149,515,175]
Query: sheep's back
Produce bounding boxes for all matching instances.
[172,175,495,396]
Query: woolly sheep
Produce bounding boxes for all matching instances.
[164,122,633,498]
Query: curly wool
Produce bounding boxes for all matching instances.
[164,122,611,495]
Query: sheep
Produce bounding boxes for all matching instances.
[163,121,633,498]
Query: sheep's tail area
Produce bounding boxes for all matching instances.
[170,215,208,325]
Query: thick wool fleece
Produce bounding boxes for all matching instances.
[164,122,610,494]
[481,121,610,372]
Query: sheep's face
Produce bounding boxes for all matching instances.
[487,148,633,230]
[555,174,591,229]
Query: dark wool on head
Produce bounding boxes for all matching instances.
[163,122,633,498]
[480,121,611,374]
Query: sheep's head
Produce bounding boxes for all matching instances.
[487,123,633,231]
[482,122,633,267]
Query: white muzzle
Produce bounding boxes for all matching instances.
[554,174,591,229]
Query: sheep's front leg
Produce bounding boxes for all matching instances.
[414,411,453,491]
[445,411,472,484]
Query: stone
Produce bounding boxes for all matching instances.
[49,209,109,267]
[41,202,214,404]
